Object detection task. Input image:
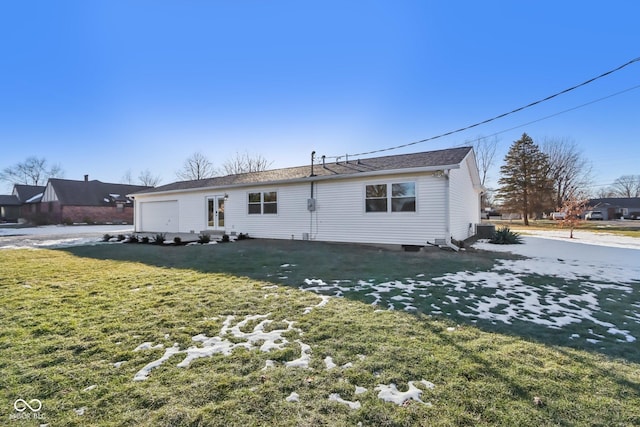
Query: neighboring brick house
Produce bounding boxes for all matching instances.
[16,177,151,225]
[13,184,46,220]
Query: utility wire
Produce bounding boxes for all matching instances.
[323,56,640,159]
[463,83,640,145]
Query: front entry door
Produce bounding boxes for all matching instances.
[207,196,225,230]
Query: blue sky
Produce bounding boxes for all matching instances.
[1,1,638,193]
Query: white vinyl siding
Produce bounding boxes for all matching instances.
[132,158,480,246]
[448,155,482,241]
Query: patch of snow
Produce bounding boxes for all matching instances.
[286,392,300,402]
[285,340,312,369]
[74,407,87,416]
[324,356,336,370]
[375,380,434,406]
[262,360,275,370]
[113,361,125,368]
[133,344,181,381]
[133,342,163,352]
[329,393,361,410]
[303,295,330,314]
[132,314,304,380]
[25,193,43,203]
[82,385,97,392]
[355,386,367,395]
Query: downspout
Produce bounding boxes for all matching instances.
[443,169,459,251]
[309,151,316,240]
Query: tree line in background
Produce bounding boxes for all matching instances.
[0,152,272,189]
[2,143,636,214]
[489,132,639,225]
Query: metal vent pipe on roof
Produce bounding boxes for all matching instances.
[310,151,315,177]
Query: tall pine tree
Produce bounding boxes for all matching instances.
[497,133,553,225]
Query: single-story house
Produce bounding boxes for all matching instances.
[586,198,640,220]
[32,176,152,224]
[130,147,483,247]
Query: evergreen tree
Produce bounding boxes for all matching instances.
[497,133,553,225]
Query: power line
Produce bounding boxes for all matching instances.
[463,83,640,145]
[323,56,640,159]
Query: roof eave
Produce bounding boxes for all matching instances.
[129,164,462,198]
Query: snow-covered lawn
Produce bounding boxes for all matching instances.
[297,231,640,348]
[0,224,132,249]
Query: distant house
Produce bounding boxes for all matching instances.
[0,195,21,222]
[1,177,151,225]
[35,176,152,224]
[12,184,46,219]
[587,198,640,220]
[130,147,483,247]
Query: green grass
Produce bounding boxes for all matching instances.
[487,218,640,238]
[1,243,639,426]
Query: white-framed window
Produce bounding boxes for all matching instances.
[248,191,278,215]
[365,182,416,213]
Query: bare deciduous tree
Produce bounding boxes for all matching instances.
[610,175,640,198]
[594,187,615,199]
[220,152,272,175]
[138,169,162,187]
[542,137,593,210]
[471,135,498,187]
[121,169,134,184]
[176,152,217,181]
[0,156,64,186]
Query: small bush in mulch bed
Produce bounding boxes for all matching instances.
[198,233,211,244]
[102,234,113,242]
[489,226,523,245]
[153,233,166,245]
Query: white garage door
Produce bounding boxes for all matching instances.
[140,200,179,232]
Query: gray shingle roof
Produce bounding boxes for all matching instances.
[589,198,640,209]
[48,179,152,206]
[13,185,46,203]
[0,195,21,206]
[135,146,473,195]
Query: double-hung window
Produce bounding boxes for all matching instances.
[248,191,278,215]
[365,182,415,213]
